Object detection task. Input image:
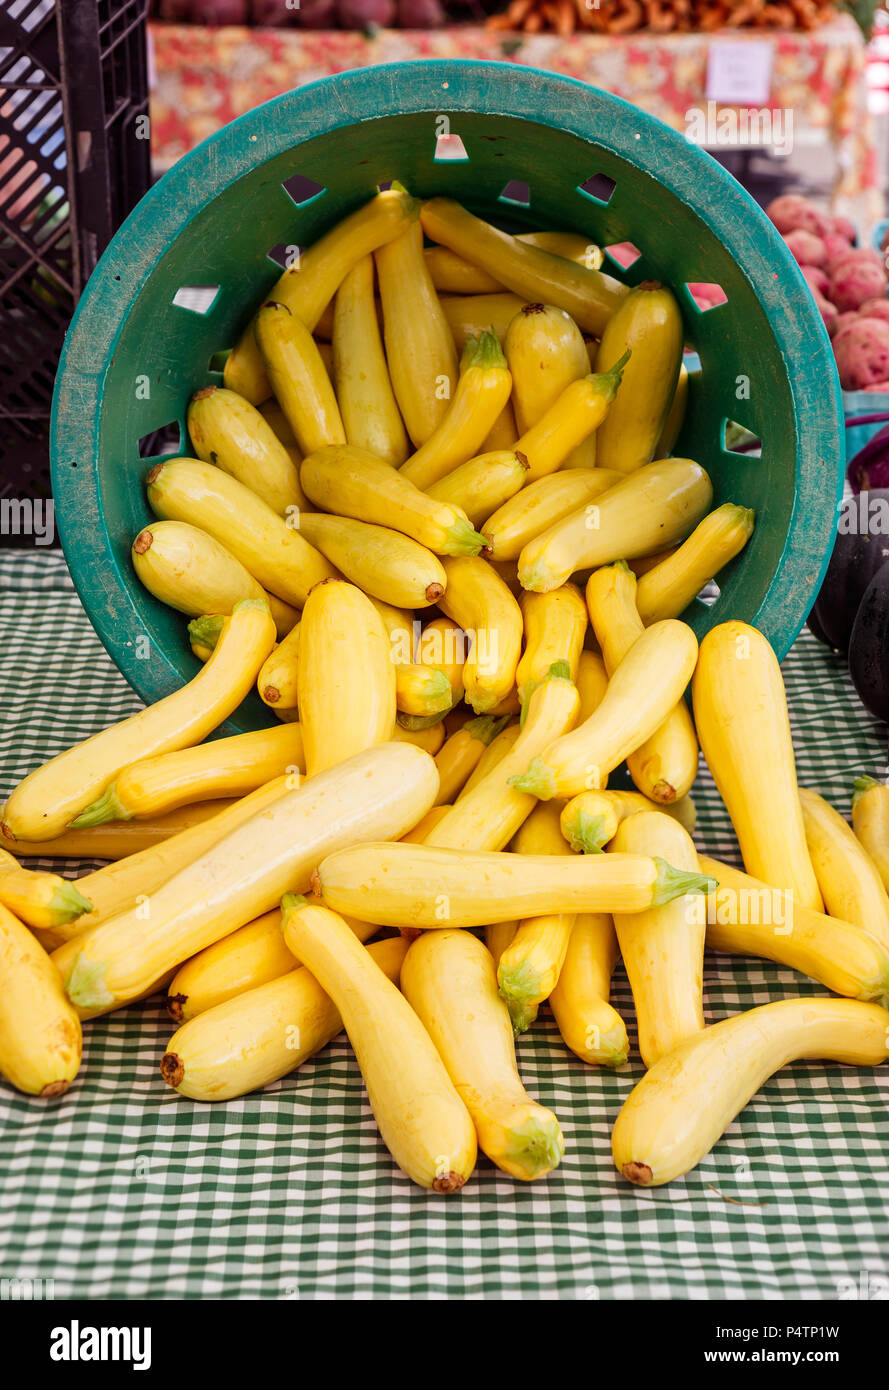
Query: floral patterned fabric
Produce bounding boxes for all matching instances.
[148,17,876,211]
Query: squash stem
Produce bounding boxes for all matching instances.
[70,783,131,829]
[47,882,94,925]
[508,756,557,800]
[651,857,717,907]
[565,810,609,854]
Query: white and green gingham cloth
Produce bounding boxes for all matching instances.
[1,549,888,1301]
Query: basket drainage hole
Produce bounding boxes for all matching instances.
[282,175,326,207]
[685,282,728,313]
[208,349,230,374]
[697,580,720,607]
[604,242,641,271]
[138,422,183,460]
[723,420,762,458]
[434,134,468,162]
[498,180,530,207]
[172,286,219,315]
[268,243,302,270]
[577,174,615,206]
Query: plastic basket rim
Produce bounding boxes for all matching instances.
[51,58,843,713]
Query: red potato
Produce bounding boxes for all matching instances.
[338,0,396,20]
[829,215,858,244]
[833,318,889,390]
[830,258,888,313]
[783,229,826,267]
[858,298,889,324]
[766,194,830,238]
[832,310,860,338]
[800,264,830,297]
[814,292,838,336]
[862,380,889,393]
[823,232,856,267]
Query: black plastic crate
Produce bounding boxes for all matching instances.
[0,0,151,545]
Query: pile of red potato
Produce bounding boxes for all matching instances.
[766,194,889,393]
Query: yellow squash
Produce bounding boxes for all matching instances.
[131,519,298,639]
[332,254,410,465]
[433,714,512,805]
[480,400,518,452]
[281,896,476,1191]
[511,619,699,800]
[300,444,483,556]
[0,850,92,932]
[59,742,438,1016]
[455,720,520,799]
[516,583,587,709]
[406,617,466,714]
[613,998,889,1187]
[586,561,698,803]
[258,621,301,709]
[187,386,306,516]
[574,649,609,723]
[655,360,689,458]
[424,244,504,294]
[485,919,519,969]
[442,293,527,351]
[852,777,889,893]
[376,219,459,446]
[401,929,564,1181]
[610,811,705,1067]
[511,357,628,484]
[167,909,296,1021]
[254,300,346,456]
[167,908,378,1022]
[692,621,822,911]
[560,787,696,854]
[2,600,276,843]
[594,281,684,474]
[71,724,305,828]
[224,185,419,403]
[799,787,889,948]
[635,503,755,625]
[1,799,242,862]
[297,580,396,777]
[699,855,889,1002]
[426,450,529,527]
[497,799,576,1035]
[436,555,523,712]
[421,198,625,335]
[505,301,597,468]
[481,467,623,562]
[517,230,603,267]
[399,331,512,490]
[295,512,446,609]
[422,668,580,853]
[50,780,293,950]
[146,458,337,608]
[162,936,408,1102]
[391,721,447,756]
[517,457,713,592]
[549,913,628,1068]
[0,902,82,1096]
[316,839,715,930]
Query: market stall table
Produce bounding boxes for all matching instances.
[0,548,887,1299]
[148,16,878,216]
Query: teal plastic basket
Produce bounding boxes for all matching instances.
[51,60,844,734]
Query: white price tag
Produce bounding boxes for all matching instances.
[705,40,774,106]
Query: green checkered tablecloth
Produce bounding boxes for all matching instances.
[1,549,888,1301]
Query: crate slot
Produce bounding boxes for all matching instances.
[723,419,762,457]
[208,350,230,374]
[577,174,616,206]
[498,180,530,207]
[685,282,728,313]
[137,421,184,460]
[267,242,301,270]
[434,133,468,162]
[604,242,641,271]
[172,286,220,315]
[281,174,326,208]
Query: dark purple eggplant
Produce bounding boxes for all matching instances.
[848,420,889,494]
[849,562,889,722]
[808,490,889,652]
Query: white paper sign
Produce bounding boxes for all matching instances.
[706,39,774,107]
